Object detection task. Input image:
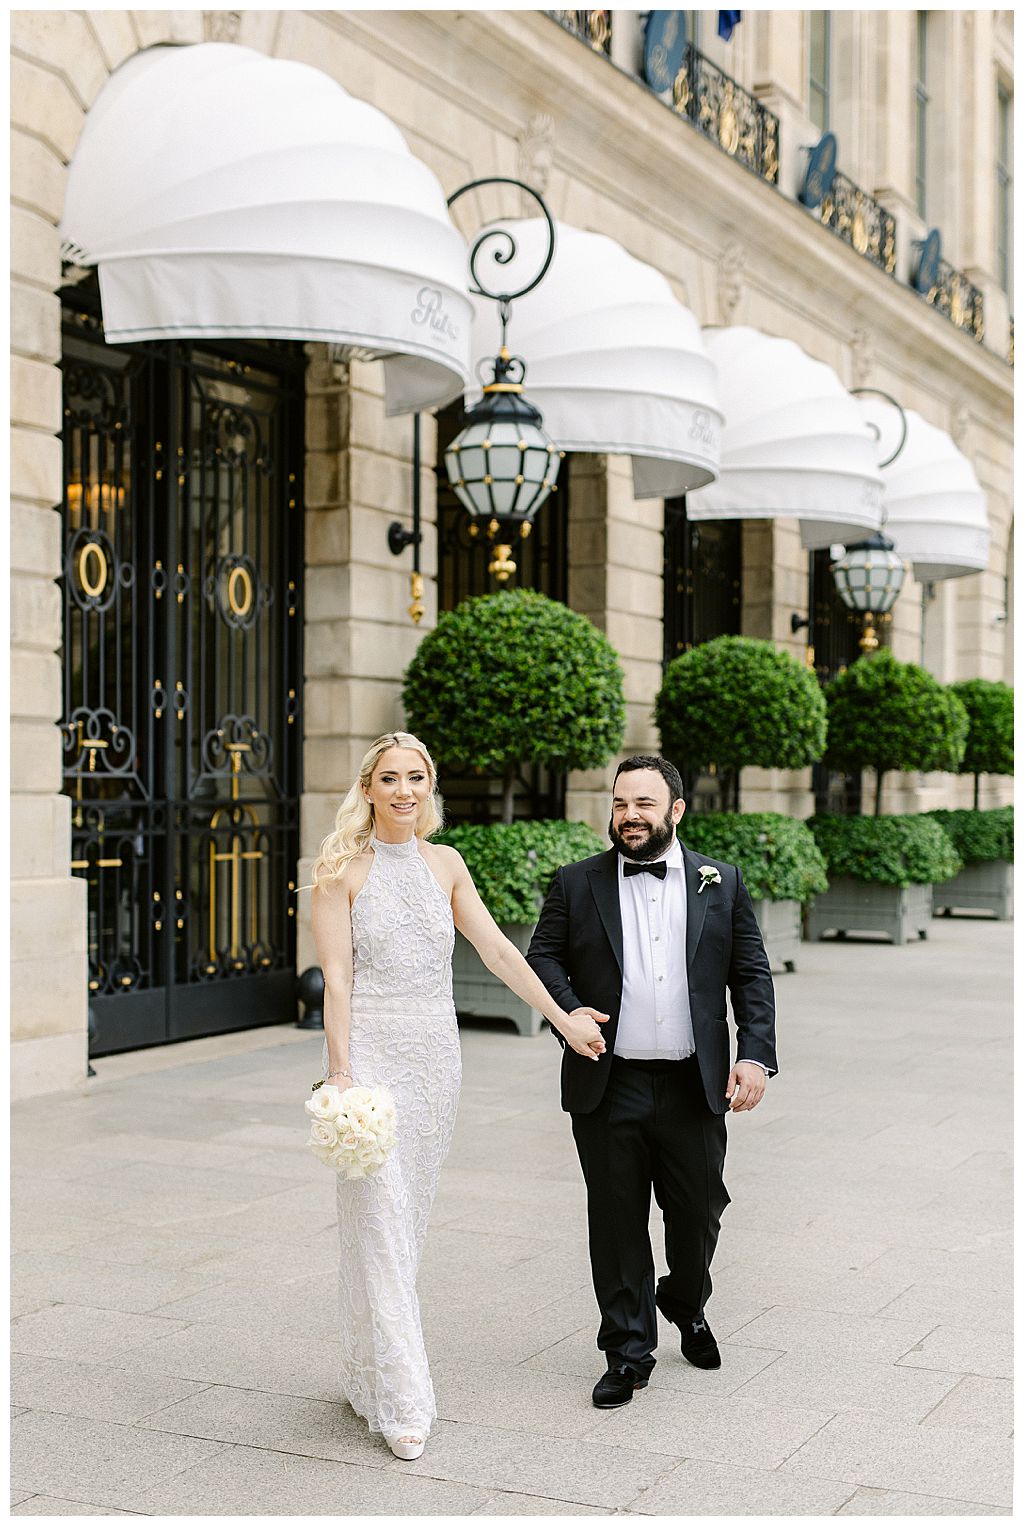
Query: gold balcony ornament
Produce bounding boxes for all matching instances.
[718,82,739,156]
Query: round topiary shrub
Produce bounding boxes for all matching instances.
[824,650,969,815]
[949,678,1014,806]
[679,812,828,903]
[808,813,963,888]
[434,820,605,923]
[925,805,1014,865]
[655,636,827,785]
[403,589,625,822]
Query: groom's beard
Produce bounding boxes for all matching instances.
[609,809,677,863]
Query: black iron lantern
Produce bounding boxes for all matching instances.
[831,530,907,652]
[445,350,560,530]
[829,388,910,653]
[443,178,561,583]
[388,177,562,595]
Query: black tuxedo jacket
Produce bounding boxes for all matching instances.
[526,844,778,1115]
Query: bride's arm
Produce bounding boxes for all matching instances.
[446,849,608,1060]
[311,875,356,1088]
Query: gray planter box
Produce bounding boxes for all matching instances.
[806,877,933,945]
[751,897,801,973]
[932,860,1014,920]
[452,924,544,1036]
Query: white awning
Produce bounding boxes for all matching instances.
[858,400,990,582]
[467,220,721,498]
[685,326,884,548]
[58,42,472,415]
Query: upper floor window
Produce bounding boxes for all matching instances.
[915,11,930,219]
[997,84,1013,297]
[809,10,831,132]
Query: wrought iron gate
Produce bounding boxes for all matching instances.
[60,287,304,1055]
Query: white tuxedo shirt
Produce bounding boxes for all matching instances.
[612,837,771,1073]
[614,837,695,1060]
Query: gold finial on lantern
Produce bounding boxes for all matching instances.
[409,572,425,624]
[488,544,516,582]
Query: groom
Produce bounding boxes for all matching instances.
[527,754,777,1407]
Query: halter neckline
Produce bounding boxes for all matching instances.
[370,835,420,857]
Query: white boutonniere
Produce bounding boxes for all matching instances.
[697,865,722,894]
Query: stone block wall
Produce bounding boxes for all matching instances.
[296,353,438,976]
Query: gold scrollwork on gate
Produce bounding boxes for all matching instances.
[207,744,263,968]
[227,564,254,620]
[77,540,110,599]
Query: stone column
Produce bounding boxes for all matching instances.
[9,13,107,1098]
[565,455,663,835]
[750,9,814,204]
[296,354,437,973]
[872,10,921,285]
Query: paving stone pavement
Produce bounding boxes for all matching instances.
[10,914,1012,1516]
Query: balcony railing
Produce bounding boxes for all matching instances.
[548,10,611,55]
[921,258,985,344]
[818,170,897,276]
[671,44,780,187]
[1010,318,1014,367]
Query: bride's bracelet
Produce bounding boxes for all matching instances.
[312,1066,352,1092]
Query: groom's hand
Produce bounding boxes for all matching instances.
[725,1061,767,1112]
[564,1006,610,1060]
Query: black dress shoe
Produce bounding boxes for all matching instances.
[591,1364,649,1408]
[678,1316,721,1370]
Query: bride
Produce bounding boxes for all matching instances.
[310,730,608,1460]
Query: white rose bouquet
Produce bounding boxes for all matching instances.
[304,1084,398,1179]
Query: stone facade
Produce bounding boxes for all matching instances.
[9,9,1013,1097]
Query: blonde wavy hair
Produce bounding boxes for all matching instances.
[310,732,444,889]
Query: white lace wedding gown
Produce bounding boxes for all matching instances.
[321,835,461,1445]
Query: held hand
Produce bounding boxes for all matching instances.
[562,1006,609,1061]
[336,1077,357,1096]
[725,1061,767,1112]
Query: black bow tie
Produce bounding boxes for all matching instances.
[623,859,668,879]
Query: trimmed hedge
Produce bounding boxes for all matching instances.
[808,813,962,888]
[925,806,1014,866]
[679,813,828,904]
[403,590,625,776]
[824,651,969,814]
[435,819,605,924]
[655,635,827,774]
[950,679,1014,778]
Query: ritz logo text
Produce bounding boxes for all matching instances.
[412,287,460,342]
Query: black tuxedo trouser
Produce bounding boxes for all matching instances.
[570,1055,729,1378]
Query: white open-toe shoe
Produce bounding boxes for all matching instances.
[389,1436,425,1461]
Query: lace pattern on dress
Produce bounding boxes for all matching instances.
[321,835,461,1444]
